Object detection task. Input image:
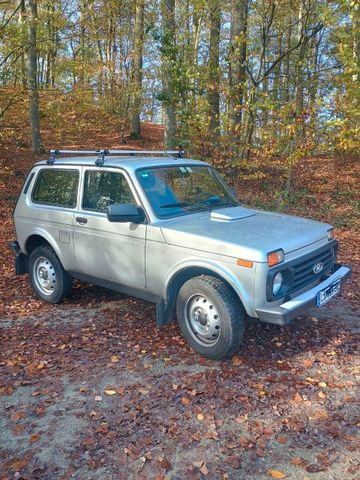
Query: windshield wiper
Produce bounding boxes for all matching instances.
[198,196,239,208]
[160,201,191,208]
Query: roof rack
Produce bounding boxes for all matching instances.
[47,149,186,166]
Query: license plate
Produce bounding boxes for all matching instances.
[316,277,341,307]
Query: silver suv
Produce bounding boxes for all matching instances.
[10,150,352,359]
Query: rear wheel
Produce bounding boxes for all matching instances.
[29,245,72,303]
[176,275,245,360]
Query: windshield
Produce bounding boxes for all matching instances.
[136,165,239,218]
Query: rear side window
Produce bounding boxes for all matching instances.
[32,169,79,208]
[83,170,135,212]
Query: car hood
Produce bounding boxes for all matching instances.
[160,206,332,262]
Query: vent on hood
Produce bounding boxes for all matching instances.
[210,206,256,221]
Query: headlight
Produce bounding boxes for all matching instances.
[272,272,283,295]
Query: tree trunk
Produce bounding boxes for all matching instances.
[283,21,292,104]
[19,0,27,88]
[294,0,306,144]
[229,0,249,135]
[130,0,145,139]
[207,0,221,142]
[161,0,177,149]
[352,1,360,80]
[27,0,44,153]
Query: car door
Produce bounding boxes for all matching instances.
[73,167,146,288]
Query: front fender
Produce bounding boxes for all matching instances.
[163,257,256,317]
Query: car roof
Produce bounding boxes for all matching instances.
[34,156,209,173]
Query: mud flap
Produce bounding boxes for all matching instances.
[9,241,28,275]
[156,300,176,327]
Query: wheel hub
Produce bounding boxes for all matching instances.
[185,294,221,345]
[33,256,57,295]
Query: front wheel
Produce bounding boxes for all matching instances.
[176,275,245,360]
[29,245,72,303]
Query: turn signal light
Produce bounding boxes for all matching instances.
[267,249,284,267]
[237,258,254,268]
[327,228,335,240]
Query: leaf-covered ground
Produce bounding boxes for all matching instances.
[0,109,359,479]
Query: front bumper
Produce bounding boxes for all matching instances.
[256,264,352,325]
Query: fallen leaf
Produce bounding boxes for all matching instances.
[94,395,102,401]
[225,455,241,469]
[104,389,117,396]
[111,355,119,363]
[181,396,190,405]
[139,388,149,395]
[318,382,327,388]
[200,462,209,475]
[11,412,25,421]
[158,457,172,471]
[30,434,40,443]
[268,469,286,478]
[303,359,313,368]
[294,392,303,403]
[232,356,242,366]
[197,413,204,421]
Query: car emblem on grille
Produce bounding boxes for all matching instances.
[313,262,323,274]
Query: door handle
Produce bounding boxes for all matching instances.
[76,216,88,225]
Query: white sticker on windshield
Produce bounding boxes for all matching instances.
[186,167,192,173]
[179,167,187,173]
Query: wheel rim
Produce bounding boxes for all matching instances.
[33,256,57,296]
[184,294,221,346]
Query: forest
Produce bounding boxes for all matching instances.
[0,1,360,479]
[0,0,359,166]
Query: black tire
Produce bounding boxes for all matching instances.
[28,245,72,303]
[176,275,245,360]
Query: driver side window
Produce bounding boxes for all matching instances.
[83,170,135,212]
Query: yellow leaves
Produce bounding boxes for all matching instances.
[267,468,286,478]
[196,413,204,421]
[104,389,117,396]
[138,388,149,395]
[318,382,327,389]
[232,356,242,366]
[111,355,119,363]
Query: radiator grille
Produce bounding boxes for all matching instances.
[290,246,335,294]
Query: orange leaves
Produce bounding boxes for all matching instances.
[267,469,286,478]
[232,356,242,366]
[30,433,40,443]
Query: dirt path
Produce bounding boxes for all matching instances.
[1,288,359,480]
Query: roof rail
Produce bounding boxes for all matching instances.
[47,149,186,165]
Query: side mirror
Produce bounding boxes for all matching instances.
[107,204,145,223]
